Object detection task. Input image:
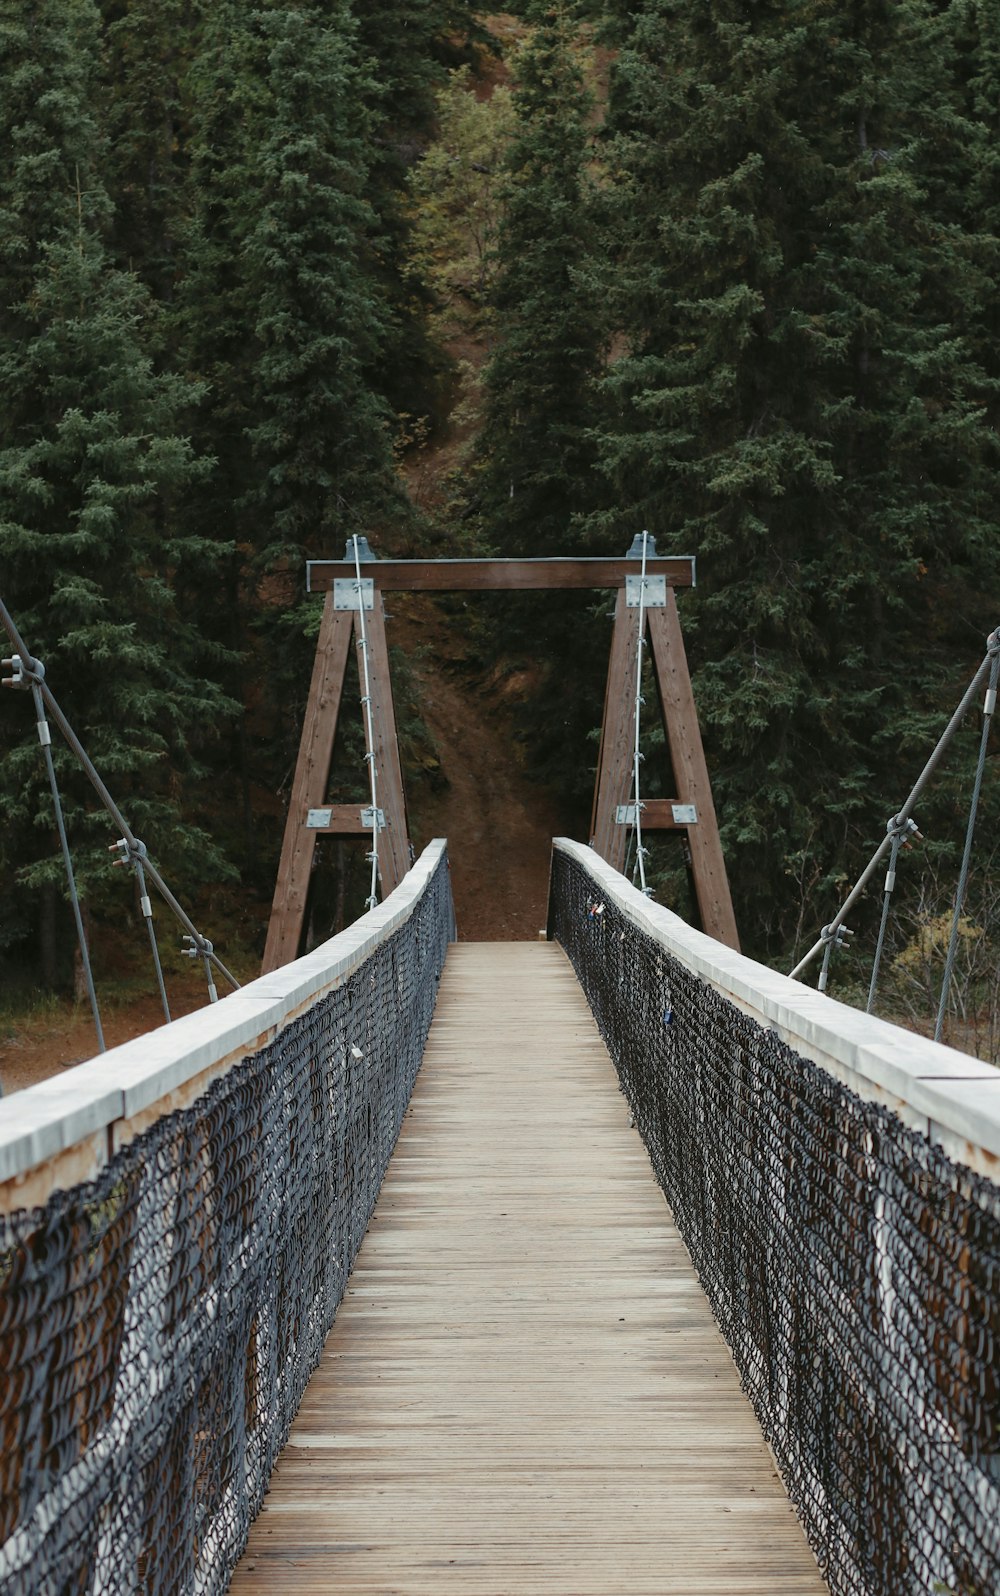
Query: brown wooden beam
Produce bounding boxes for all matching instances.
[307,556,695,593]
[648,594,740,951]
[590,589,641,872]
[360,592,412,894]
[624,800,694,829]
[298,804,373,835]
[262,595,354,973]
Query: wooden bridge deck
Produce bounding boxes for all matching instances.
[231,943,825,1596]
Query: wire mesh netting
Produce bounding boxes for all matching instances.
[0,850,452,1596]
[551,848,1000,1596]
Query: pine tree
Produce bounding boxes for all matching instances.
[96,0,199,299]
[476,7,602,555]
[587,0,999,957]
[241,2,402,568]
[0,0,232,974]
[349,1,476,414]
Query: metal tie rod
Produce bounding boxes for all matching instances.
[790,630,1000,983]
[0,595,240,995]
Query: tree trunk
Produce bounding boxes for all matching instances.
[39,880,58,989]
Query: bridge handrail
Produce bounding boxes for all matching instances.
[551,839,1000,1596]
[553,838,1000,1176]
[0,838,451,1206]
[0,838,453,1595]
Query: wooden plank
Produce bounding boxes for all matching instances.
[648,593,740,951]
[618,798,691,829]
[308,556,695,593]
[300,804,374,836]
[359,593,411,895]
[230,943,825,1596]
[262,595,353,973]
[590,589,640,871]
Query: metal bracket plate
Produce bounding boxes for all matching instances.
[333,578,374,612]
[307,808,333,829]
[625,574,667,609]
[672,803,698,825]
[361,807,385,830]
[615,804,643,825]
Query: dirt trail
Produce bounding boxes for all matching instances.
[391,592,571,939]
[406,644,566,940]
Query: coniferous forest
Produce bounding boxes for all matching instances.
[1,2,999,1024]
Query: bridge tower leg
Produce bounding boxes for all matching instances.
[262,585,411,974]
[590,581,740,952]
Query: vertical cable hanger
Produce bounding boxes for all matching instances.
[352,534,382,911]
[1,594,240,1017]
[934,634,1000,1041]
[790,625,1000,990]
[631,531,652,898]
[26,662,106,1053]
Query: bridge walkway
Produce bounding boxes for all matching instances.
[230,942,825,1596]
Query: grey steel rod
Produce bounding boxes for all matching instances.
[790,639,998,982]
[30,681,106,1053]
[1,596,240,994]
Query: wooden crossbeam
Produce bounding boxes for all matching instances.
[307,556,695,592]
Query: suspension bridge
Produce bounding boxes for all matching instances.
[2,551,1000,1596]
[1,838,999,1596]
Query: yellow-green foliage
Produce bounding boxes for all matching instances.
[408,68,516,332]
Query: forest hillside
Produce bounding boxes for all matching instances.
[1,1,999,1062]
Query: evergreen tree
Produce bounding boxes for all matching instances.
[0,0,232,976]
[351,0,480,420]
[476,7,602,555]
[96,0,199,299]
[241,2,402,569]
[588,0,999,957]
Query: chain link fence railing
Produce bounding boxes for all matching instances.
[551,845,1000,1596]
[0,847,452,1596]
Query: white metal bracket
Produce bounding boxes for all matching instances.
[333,578,374,612]
[625,574,667,608]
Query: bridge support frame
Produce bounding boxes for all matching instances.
[262,584,411,975]
[265,539,738,970]
[590,584,739,949]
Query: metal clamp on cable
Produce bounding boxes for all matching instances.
[883,814,922,886]
[183,933,219,1004]
[818,922,853,993]
[2,651,43,688]
[110,836,148,868]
